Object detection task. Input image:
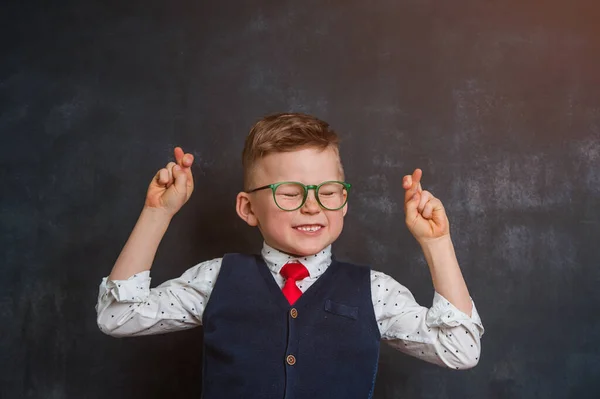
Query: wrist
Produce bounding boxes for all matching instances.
[140,205,174,225]
[419,234,456,271]
[418,234,452,249]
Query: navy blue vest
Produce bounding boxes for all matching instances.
[201,253,381,399]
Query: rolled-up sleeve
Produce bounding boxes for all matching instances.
[95,258,221,337]
[371,271,484,370]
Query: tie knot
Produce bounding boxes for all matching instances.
[280,262,309,281]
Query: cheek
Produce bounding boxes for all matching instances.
[326,211,345,234]
[255,201,294,232]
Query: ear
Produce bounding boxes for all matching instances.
[236,192,259,226]
[342,202,348,217]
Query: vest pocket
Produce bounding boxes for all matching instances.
[324,299,358,320]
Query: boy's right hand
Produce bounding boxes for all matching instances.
[144,147,195,217]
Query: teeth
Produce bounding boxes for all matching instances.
[296,225,322,232]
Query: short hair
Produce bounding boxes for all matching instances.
[242,112,344,190]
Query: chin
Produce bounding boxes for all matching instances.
[287,240,331,257]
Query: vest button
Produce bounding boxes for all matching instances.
[290,308,298,318]
[286,354,296,365]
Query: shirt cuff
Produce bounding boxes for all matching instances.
[101,271,151,303]
[426,291,484,336]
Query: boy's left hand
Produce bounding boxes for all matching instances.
[403,169,450,244]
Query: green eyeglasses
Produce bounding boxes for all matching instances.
[246,181,352,211]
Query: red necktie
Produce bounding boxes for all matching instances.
[280,262,309,305]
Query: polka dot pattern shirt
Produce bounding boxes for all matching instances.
[96,243,484,370]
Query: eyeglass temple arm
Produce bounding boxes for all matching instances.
[245,184,272,194]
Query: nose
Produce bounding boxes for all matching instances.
[301,189,321,214]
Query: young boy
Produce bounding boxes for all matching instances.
[96,113,484,399]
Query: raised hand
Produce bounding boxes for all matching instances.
[145,147,195,217]
[403,169,450,244]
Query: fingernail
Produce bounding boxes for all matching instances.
[174,165,181,171]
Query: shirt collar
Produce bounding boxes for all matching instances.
[261,242,332,279]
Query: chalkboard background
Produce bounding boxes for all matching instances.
[2,1,599,398]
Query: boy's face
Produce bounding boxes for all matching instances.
[236,146,348,257]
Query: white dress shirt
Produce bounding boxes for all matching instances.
[96,243,484,369]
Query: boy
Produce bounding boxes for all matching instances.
[96,113,484,399]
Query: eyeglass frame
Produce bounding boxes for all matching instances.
[245,180,352,211]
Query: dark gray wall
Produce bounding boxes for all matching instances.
[2,0,599,398]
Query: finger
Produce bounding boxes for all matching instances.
[165,162,176,187]
[186,165,194,192]
[172,163,188,192]
[403,175,412,190]
[431,199,447,226]
[182,152,194,168]
[155,168,167,185]
[175,148,195,169]
[181,153,195,192]
[422,201,434,219]
[174,147,194,187]
[158,169,169,185]
[174,147,184,166]
[418,190,433,213]
[403,175,413,204]
[412,169,423,194]
[404,190,421,227]
[425,198,445,222]
[404,169,423,204]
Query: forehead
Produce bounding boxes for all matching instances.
[252,146,343,184]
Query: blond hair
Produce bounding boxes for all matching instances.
[242,113,344,190]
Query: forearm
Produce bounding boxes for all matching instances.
[419,235,472,316]
[108,207,172,280]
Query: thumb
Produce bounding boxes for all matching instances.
[172,165,188,192]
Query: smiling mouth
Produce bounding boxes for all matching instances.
[293,225,324,232]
